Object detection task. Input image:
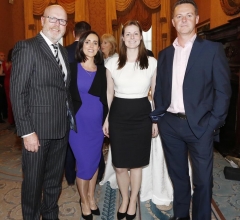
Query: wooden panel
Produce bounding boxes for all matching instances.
[199,17,240,156]
[0,1,14,55]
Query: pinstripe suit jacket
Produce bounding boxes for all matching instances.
[10,33,72,139]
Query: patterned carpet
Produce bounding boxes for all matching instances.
[0,122,240,219]
[212,153,240,220]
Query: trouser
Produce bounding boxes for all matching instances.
[21,134,68,220]
[158,112,213,220]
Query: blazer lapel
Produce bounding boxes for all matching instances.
[36,34,60,70]
[37,34,67,85]
[166,45,175,91]
[59,45,71,87]
[185,37,204,75]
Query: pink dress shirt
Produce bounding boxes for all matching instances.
[167,34,196,114]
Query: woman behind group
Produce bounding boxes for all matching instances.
[69,30,108,220]
[103,20,158,220]
[101,33,118,64]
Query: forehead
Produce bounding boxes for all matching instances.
[86,34,99,41]
[174,3,196,15]
[124,25,140,33]
[46,6,67,19]
[102,40,110,43]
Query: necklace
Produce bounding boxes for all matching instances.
[83,68,93,77]
[81,64,96,77]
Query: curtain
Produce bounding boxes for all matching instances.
[24,0,171,53]
[106,0,117,34]
[142,0,161,9]
[32,0,75,15]
[116,0,161,32]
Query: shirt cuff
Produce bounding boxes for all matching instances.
[22,132,35,138]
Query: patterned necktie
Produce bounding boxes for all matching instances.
[52,44,76,131]
[52,44,65,80]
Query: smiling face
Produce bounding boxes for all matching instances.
[41,5,67,43]
[172,3,199,38]
[83,33,100,58]
[122,24,142,49]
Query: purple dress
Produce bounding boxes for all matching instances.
[69,64,104,180]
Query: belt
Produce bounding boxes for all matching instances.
[169,112,187,120]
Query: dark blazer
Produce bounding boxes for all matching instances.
[10,33,73,139]
[69,62,108,127]
[151,36,231,138]
[65,41,78,63]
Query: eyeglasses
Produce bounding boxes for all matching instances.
[42,16,68,26]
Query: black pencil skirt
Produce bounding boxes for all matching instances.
[109,97,152,168]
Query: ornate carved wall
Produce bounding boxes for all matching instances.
[220,0,240,15]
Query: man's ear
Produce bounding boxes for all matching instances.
[172,19,175,28]
[41,16,45,27]
[196,15,199,25]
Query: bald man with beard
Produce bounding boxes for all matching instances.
[10,5,76,220]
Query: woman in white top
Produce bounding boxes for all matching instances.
[103,20,158,220]
[101,33,118,64]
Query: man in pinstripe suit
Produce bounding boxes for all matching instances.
[10,5,75,220]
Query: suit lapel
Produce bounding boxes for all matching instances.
[185,37,204,76]
[166,46,175,90]
[36,34,60,70]
[37,34,68,85]
[59,45,71,87]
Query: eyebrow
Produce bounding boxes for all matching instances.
[125,31,139,33]
[175,12,195,15]
[85,39,98,42]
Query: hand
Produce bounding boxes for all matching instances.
[23,133,40,152]
[152,123,158,138]
[102,120,109,138]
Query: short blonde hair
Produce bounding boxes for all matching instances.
[101,34,117,57]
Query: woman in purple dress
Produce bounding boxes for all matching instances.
[69,30,108,220]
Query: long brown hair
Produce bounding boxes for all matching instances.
[118,20,148,70]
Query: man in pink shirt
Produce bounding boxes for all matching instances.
[150,1,231,220]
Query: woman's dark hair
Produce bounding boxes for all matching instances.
[172,0,198,17]
[75,30,103,65]
[118,20,148,70]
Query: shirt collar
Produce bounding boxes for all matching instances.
[40,31,59,47]
[173,34,197,48]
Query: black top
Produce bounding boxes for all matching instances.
[69,62,108,125]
